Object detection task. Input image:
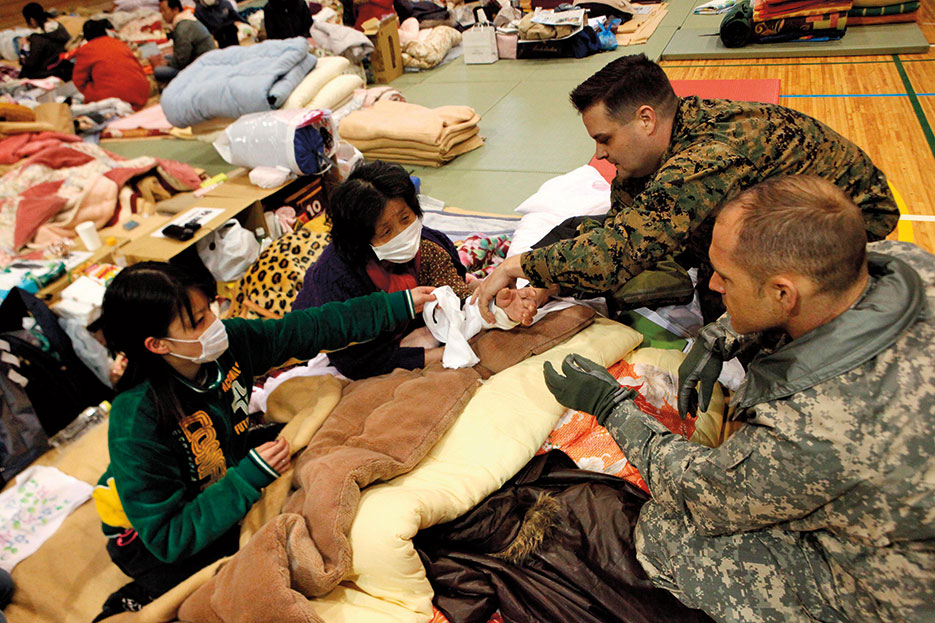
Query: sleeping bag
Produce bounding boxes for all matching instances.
[161,37,317,128]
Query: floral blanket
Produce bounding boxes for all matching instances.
[0,132,201,251]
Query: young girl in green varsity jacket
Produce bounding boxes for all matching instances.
[91,261,434,619]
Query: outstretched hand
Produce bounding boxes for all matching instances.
[543,353,635,425]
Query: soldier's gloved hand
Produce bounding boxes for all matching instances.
[677,338,723,420]
[543,353,635,425]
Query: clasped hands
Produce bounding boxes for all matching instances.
[544,338,725,425]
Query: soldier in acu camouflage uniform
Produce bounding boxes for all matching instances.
[543,176,935,623]
[473,54,899,322]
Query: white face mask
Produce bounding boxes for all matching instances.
[164,317,229,364]
[371,218,423,264]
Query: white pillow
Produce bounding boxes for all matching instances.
[282,56,351,110]
[513,164,612,216]
[307,74,365,111]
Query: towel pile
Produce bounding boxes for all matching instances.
[847,0,918,25]
[751,0,853,42]
[338,101,483,167]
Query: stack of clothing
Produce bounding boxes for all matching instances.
[339,101,483,167]
[751,0,853,42]
[847,0,918,25]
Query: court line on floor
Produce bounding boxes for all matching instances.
[892,53,935,162]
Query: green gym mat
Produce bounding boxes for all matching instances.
[661,15,928,59]
[103,138,234,176]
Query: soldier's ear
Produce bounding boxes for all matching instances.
[636,105,658,134]
[769,276,799,315]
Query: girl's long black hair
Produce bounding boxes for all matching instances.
[101,262,217,431]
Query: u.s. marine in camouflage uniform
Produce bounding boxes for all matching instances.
[599,180,935,623]
[472,55,899,321]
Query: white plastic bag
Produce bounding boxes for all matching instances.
[213,109,336,175]
[196,219,261,282]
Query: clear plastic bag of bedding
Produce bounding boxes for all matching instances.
[213,109,337,176]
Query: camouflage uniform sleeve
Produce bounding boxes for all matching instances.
[520,143,758,294]
[607,406,854,537]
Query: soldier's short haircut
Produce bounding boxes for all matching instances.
[570,54,678,121]
[722,175,868,295]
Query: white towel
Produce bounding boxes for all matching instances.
[423,286,517,369]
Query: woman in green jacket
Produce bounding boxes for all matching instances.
[92,261,433,619]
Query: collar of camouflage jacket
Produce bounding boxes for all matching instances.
[734,251,925,409]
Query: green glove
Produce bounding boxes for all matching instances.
[543,353,635,425]
[677,338,723,420]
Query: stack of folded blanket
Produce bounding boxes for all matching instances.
[751,0,853,42]
[338,101,483,167]
[847,0,918,25]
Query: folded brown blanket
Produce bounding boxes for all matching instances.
[339,101,480,145]
[349,125,480,154]
[361,135,486,166]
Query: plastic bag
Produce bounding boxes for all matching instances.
[596,20,618,50]
[213,109,336,176]
[196,219,261,283]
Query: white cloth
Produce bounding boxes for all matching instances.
[0,465,94,572]
[423,286,517,369]
[508,164,612,258]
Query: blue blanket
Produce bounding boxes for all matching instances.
[161,37,317,128]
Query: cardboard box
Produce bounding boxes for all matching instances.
[365,15,403,84]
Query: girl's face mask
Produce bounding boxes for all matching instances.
[164,317,229,364]
[370,218,423,264]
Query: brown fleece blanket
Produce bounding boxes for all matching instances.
[177,364,482,623]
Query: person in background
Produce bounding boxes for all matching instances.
[18,2,71,80]
[293,161,541,379]
[543,175,935,623]
[91,261,435,619]
[73,19,151,111]
[262,0,313,40]
[155,0,216,83]
[193,0,245,48]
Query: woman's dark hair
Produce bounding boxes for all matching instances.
[325,160,422,263]
[101,262,217,430]
[83,19,112,41]
[164,0,183,11]
[22,2,48,26]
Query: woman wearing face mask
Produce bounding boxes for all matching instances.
[91,261,434,619]
[292,161,462,379]
[293,161,541,379]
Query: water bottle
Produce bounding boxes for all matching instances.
[49,401,112,448]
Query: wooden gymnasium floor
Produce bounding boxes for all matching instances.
[659,5,935,254]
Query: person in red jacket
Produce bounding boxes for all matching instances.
[73,20,151,111]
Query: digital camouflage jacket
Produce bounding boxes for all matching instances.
[605,240,935,623]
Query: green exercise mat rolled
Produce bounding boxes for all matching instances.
[720,0,754,48]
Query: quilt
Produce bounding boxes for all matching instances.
[0,132,201,251]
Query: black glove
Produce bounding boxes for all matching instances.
[677,339,723,420]
[543,353,635,425]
